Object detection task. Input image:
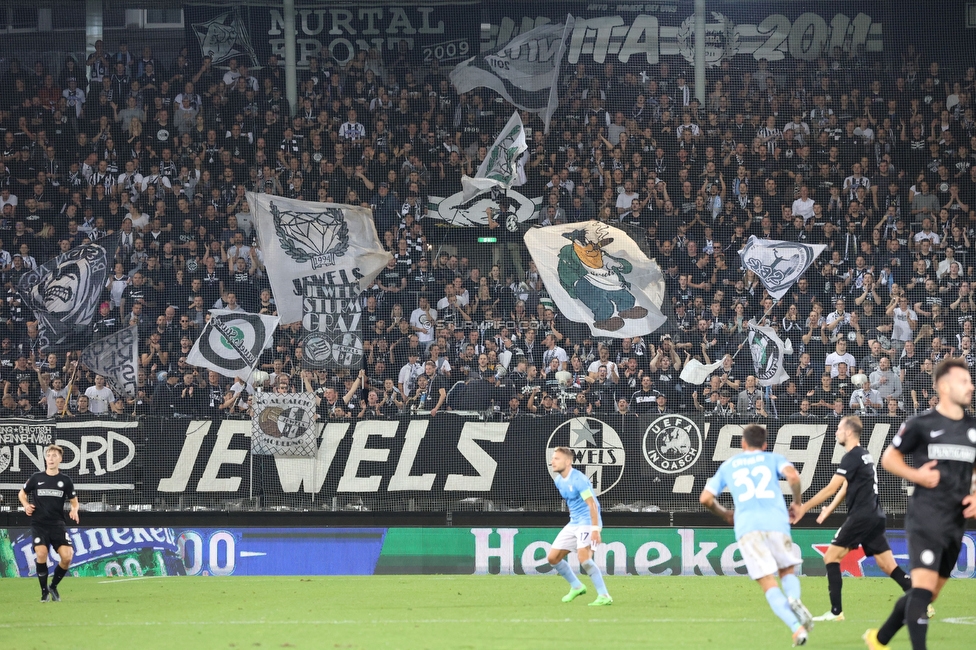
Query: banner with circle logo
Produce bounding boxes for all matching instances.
[187,310,280,379]
[251,392,318,457]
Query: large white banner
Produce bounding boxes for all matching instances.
[248,194,392,370]
[525,221,666,338]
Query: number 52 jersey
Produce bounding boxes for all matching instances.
[704,450,794,539]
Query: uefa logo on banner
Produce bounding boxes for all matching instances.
[545,417,625,496]
[642,415,703,474]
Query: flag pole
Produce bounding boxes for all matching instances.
[61,357,79,417]
[730,298,780,361]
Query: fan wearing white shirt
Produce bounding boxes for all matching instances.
[84,375,120,414]
[824,339,857,378]
[790,185,816,222]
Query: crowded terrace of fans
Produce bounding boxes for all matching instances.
[0,38,974,422]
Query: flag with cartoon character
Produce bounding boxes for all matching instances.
[525,222,666,337]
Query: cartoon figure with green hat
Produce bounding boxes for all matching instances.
[557,224,648,331]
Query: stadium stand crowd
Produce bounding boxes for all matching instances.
[0,39,974,423]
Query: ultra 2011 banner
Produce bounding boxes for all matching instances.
[184,2,481,69]
[482,2,884,66]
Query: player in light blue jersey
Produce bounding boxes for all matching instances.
[544,446,613,606]
[700,424,814,647]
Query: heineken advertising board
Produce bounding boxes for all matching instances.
[3,528,975,578]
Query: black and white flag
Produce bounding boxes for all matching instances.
[251,392,318,457]
[187,310,280,379]
[450,15,575,133]
[81,325,139,398]
[17,233,119,351]
[460,111,527,201]
[747,322,791,387]
[737,236,825,301]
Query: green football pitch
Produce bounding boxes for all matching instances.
[2,576,975,649]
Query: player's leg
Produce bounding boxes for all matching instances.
[817,544,849,620]
[32,535,50,602]
[577,540,611,606]
[48,535,74,602]
[740,532,805,643]
[771,532,813,632]
[874,550,912,591]
[547,528,585,601]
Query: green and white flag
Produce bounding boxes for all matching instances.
[747,322,790,387]
[460,111,527,201]
[187,310,279,379]
[525,221,666,338]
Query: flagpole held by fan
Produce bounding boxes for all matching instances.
[61,356,79,417]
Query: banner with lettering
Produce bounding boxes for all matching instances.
[184,2,480,69]
[482,2,883,67]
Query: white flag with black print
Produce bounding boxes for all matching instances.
[450,16,575,134]
[460,111,528,201]
[248,193,392,371]
[737,236,826,301]
[524,221,666,338]
[81,325,139,398]
[747,322,791,387]
[251,392,318,457]
[187,310,280,379]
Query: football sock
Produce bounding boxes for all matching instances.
[826,562,843,614]
[51,565,68,588]
[552,560,582,590]
[764,586,801,632]
[905,588,932,650]
[890,566,913,592]
[580,559,609,597]
[877,593,908,645]
[36,562,48,592]
[781,572,802,602]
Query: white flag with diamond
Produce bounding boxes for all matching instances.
[248,194,392,370]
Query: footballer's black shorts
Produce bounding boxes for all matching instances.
[831,516,891,556]
[906,523,964,578]
[30,524,73,551]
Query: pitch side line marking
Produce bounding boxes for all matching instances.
[97,576,167,584]
[0,617,767,629]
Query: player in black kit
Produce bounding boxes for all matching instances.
[18,444,79,602]
[791,416,913,621]
[865,358,976,650]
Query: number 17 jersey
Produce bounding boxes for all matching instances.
[705,450,794,539]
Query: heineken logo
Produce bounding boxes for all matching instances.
[271,202,350,270]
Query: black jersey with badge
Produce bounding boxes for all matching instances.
[892,410,976,528]
[22,471,76,527]
[836,445,885,520]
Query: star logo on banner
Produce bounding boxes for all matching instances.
[571,421,598,447]
[813,544,867,577]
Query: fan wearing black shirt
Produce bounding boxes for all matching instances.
[868,359,976,650]
[792,416,912,622]
[18,444,79,602]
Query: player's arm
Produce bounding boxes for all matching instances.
[781,463,803,509]
[699,472,734,525]
[963,470,976,519]
[881,431,940,488]
[68,496,80,524]
[582,494,602,545]
[17,488,34,516]
[792,473,846,522]
[817,482,847,524]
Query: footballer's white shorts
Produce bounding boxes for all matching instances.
[737,531,802,580]
[551,524,597,551]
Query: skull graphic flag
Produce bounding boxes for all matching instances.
[525,222,666,338]
[248,194,392,370]
[17,233,118,351]
[737,236,826,301]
